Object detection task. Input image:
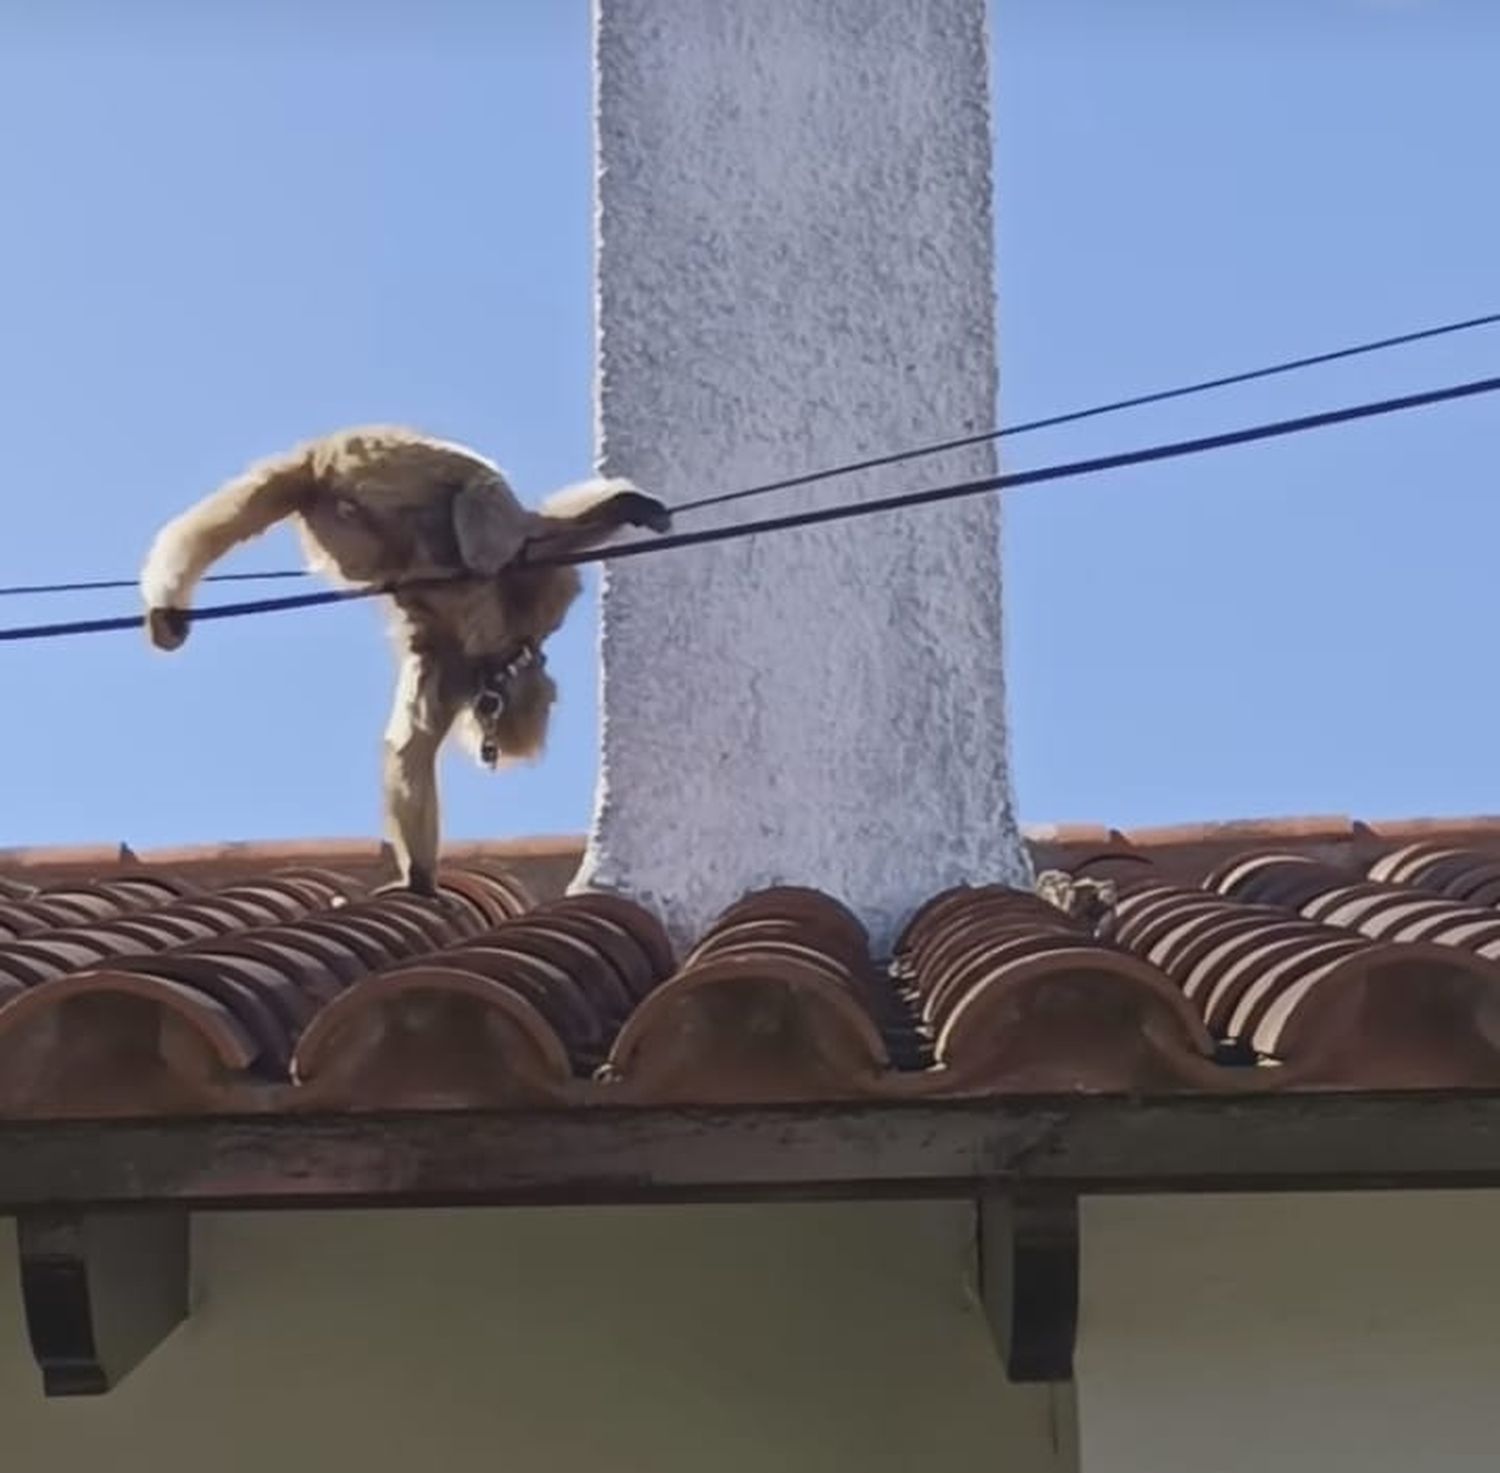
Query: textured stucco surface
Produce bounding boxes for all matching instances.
[578,0,1030,951]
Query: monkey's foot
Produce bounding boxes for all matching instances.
[616,491,672,534]
[404,867,438,898]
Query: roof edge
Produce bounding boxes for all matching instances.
[8,814,1500,893]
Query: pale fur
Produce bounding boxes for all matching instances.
[139,425,670,893]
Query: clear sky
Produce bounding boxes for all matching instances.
[1,0,1496,852]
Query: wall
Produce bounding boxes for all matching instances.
[0,1200,1069,1473]
[1078,1190,1500,1473]
[580,0,1030,952]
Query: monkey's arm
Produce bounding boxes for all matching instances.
[139,447,316,650]
[523,477,673,559]
[382,646,463,896]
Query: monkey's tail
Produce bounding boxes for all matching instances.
[536,475,642,519]
[139,446,318,614]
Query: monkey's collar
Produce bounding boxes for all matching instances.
[472,640,544,767]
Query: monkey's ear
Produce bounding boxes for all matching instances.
[146,607,191,652]
[451,481,530,576]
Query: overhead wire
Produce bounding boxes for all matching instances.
[3,304,1499,603]
[2,368,1497,645]
[669,305,1500,516]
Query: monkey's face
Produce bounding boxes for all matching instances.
[300,494,417,585]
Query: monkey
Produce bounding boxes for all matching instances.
[138,425,671,895]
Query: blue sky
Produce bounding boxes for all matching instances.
[1,0,1496,851]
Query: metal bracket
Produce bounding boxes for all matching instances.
[976,1191,1079,1383]
[17,1209,189,1396]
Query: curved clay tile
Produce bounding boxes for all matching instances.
[283,891,667,1104]
[188,933,345,1008]
[423,866,536,927]
[1103,868,1500,1084]
[893,885,1216,1094]
[548,892,676,982]
[280,914,406,970]
[218,928,369,995]
[602,952,892,1105]
[706,888,918,1050]
[0,902,46,940]
[0,970,262,1118]
[0,896,116,936]
[0,937,116,988]
[1303,884,1411,926]
[263,865,367,904]
[459,925,632,1032]
[1367,842,1500,906]
[189,892,294,929]
[99,954,296,1070]
[1249,941,1500,1089]
[94,914,216,952]
[348,903,444,953]
[19,888,126,924]
[427,942,606,1057]
[198,880,313,920]
[928,943,1221,1094]
[165,898,271,935]
[37,925,157,962]
[290,964,574,1110]
[895,883,1054,961]
[363,892,482,948]
[500,912,645,1017]
[1067,850,1158,883]
[710,885,869,962]
[90,874,201,904]
[916,930,1116,1029]
[1203,935,1367,1039]
[1213,852,1500,973]
[0,872,197,940]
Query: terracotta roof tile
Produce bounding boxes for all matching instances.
[3,817,1500,1116]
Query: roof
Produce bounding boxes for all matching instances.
[5,813,1500,1122]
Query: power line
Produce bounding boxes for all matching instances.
[0,570,307,598]
[548,369,1500,562]
[3,369,1496,646]
[5,305,1498,603]
[671,306,1500,516]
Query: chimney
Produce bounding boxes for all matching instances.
[574,0,1031,952]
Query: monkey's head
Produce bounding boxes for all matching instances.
[299,491,429,587]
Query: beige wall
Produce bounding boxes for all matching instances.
[0,1200,1070,1473]
[1078,1190,1500,1473]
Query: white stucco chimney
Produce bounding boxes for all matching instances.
[575,0,1031,951]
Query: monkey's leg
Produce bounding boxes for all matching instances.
[382,648,462,896]
[526,483,673,558]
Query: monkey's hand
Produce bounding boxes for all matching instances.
[615,491,672,534]
[146,606,191,651]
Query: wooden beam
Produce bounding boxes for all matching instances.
[976,1193,1079,1383]
[17,1210,188,1396]
[3,1091,1500,1213]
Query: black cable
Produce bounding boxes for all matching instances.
[6,306,1499,602]
[669,306,1500,515]
[0,570,307,598]
[545,369,1500,563]
[2,370,1496,645]
[0,586,354,643]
